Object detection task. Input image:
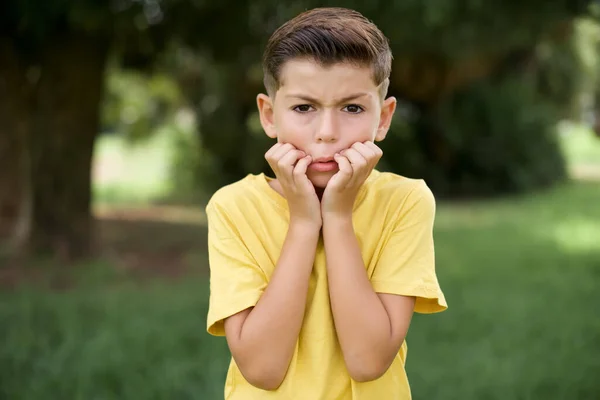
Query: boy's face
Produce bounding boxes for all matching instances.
[257,59,396,188]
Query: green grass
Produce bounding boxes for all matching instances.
[407,181,600,399]
[2,181,600,399]
[0,280,229,400]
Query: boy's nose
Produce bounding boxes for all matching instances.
[315,112,338,143]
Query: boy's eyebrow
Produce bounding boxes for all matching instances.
[285,93,369,104]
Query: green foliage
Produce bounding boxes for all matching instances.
[377,105,424,178]
[370,73,573,197]
[435,76,566,196]
[181,0,596,196]
[1,1,130,51]
[2,182,600,398]
[5,0,598,199]
[168,125,214,204]
[536,18,600,120]
[400,0,586,55]
[576,19,600,86]
[238,0,591,56]
[101,67,183,142]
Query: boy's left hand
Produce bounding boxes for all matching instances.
[321,141,382,218]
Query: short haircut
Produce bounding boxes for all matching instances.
[262,7,393,99]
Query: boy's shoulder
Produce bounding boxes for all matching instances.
[364,171,436,227]
[205,173,274,215]
[367,170,434,206]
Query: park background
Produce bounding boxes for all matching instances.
[1,1,600,399]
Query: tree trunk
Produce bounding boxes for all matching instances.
[29,33,109,260]
[0,40,33,253]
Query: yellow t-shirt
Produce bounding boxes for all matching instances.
[206,170,447,400]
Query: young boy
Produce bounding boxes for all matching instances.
[206,7,447,399]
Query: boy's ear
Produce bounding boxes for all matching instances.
[257,93,277,139]
[375,96,397,142]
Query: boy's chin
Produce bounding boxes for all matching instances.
[307,171,335,189]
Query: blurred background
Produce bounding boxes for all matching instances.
[1,1,600,399]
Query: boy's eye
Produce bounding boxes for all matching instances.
[293,104,314,113]
[344,104,364,114]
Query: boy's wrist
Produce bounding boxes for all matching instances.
[322,212,353,228]
[288,218,322,235]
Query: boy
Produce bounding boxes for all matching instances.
[206,7,447,399]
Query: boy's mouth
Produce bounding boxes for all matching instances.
[309,157,338,172]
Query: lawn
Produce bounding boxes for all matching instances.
[1,124,599,399]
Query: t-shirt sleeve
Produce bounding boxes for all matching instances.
[205,201,268,336]
[370,180,447,314]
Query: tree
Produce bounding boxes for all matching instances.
[0,0,191,259]
[0,4,113,258]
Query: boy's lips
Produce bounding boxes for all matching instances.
[309,156,338,172]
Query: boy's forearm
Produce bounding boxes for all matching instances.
[234,221,319,389]
[322,215,398,382]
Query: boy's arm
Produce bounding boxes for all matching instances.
[322,215,415,382]
[224,143,322,391]
[321,142,417,382]
[224,221,319,390]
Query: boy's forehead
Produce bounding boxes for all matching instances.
[278,59,379,99]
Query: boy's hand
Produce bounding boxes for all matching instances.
[265,143,322,228]
[321,141,382,219]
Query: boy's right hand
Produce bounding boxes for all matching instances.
[265,143,322,228]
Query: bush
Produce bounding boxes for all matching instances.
[382,76,567,197]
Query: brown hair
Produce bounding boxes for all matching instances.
[262,7,392,98]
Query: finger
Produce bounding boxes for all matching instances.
[351,142,376,160]
[264,142,282,160]
[332,153,353,189]
[342,147,372,188]
[341,148,367,170]
[293,155,312,185]
[271,143,296,162]
[267,144,298,176]
[265,144,282,175]
[279,148,305,166]
[264,143,283,167]
[363,140,381,153]
[278,149,306,181]
[363,141,383,160]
